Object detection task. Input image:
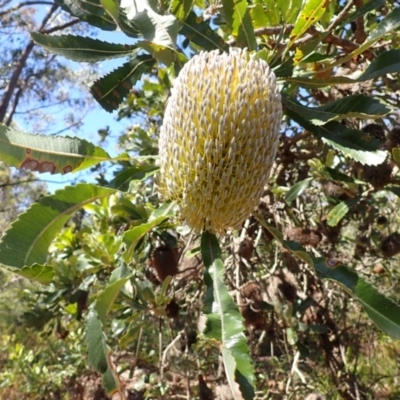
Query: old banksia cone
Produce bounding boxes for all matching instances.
[158,49,282,233]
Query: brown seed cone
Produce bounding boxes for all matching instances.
[386,127,400,151]
[323,181,350,201]
[381,233,400,258]
[361,163,392,189]
[286,227,322,247]
[240,282,266,329]
[362,123,385,144]
[198,374,214,400]
[239,237,254,261]
[354,235,370,257]
[151,246,179,282]
[165,299,180,319]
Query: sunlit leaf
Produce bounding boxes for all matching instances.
[31,33,137,62]
[201,232,255,400]
[285,178,312,205]
[0,184,116,269]
[0,124,111,175]
[327,197,359,227]
[90,55,155,112]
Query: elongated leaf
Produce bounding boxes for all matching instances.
[358,49,400,82]
[314,258,400,339]
[31,33,136,62]
[0,184,116,269]
[329,7,400,69]
[86,310,122,393]
[201,232,255,400]
[327,197,359,227]
[284,75,356,88]
[90,55,155,112]
[254,215,400,340]
[285,178,312,205]
[222,0,256,50]
[283,100,387,165]
[6,264,55,284]
[282,94,390,126]
[0,124,111,175]
[287,0,332,50]
[180,11,229,52]
[96,277,130,324]
[137,41,186,67]
[108,164,159,191]
[55,0,117,30]
[339,0,385,28]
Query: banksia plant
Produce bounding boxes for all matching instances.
[158,49,282,233]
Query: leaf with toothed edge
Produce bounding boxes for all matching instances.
[0,184,117,270]
[90,55,155,112]
[31,32,137,62]
[0,124,111,175]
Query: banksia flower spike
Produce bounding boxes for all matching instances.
[158,49,282,233]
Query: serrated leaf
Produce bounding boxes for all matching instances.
[255,214,400,340]
[6,264,55,284]
[222,0,256,50]
[180,11,229,52]
[327,197,359,227]
[86,310,122,394]
[108,164,159,191]
[55,0,116,30]
[283,99,387,165]
[282,94,389,126]
[201,232,255,400]
[0,184,116,269]
[358,49,400,82]
[285,178,312,205]
[287,0,332,51]
[0,124,111,175]
[314,258,400,339]
[121,0,179,48]
[90,55,155,112]
[31,33,137,62]
[284,75,356,88]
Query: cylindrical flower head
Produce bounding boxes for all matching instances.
[158,48,282,233]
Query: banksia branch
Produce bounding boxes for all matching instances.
[158,49,282,233]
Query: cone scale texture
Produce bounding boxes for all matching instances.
[158,49,282,233]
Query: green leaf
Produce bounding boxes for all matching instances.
[171,0,194,21]
[392,148,400,167]
[329,7,400,69]
[108,164,159,191]
[0,184,116,269]
[137,41,186,67]
[358,49,400,82]
[221,0,257,50]
[284,75,356,88]
[122,0,179,48]
[90,55,155,112]
[283,98,387,165]
[313,258,400,339]
[180,11,229,52]
[55,0,117,30]
[7,264,55,284]
[327,197,359,227]
[31,33,137,62]
[255,214,400,340]
[122,204,174,261]
[287,0,333,51]
[201,232,255,400]
[282,94,390,126]
[96,277,131,324]
[339,0,385,28]
[86,310,122,394]
[0,124,111,175]
[285,178,312,205]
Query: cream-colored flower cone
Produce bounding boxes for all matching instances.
[158,48,282,233]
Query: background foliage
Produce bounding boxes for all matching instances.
[1,0,400,399]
